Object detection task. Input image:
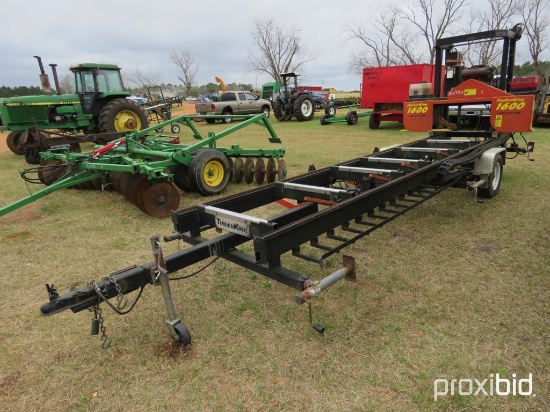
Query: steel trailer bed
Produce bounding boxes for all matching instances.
[39,128,524,346]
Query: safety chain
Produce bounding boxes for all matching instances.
[108,275,128,311]
[89,303,111,349]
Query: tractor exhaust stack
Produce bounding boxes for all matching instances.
[33,55,52,93]
[49,63,61,95]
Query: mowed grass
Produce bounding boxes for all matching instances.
[0,111,548,411]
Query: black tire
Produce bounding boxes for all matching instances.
[170,163,193,192]
[320,114,331,125]
[478,156,503,198]
[6,131,24,155]
[369,114,380,129]
[205,118,216,124]
[98,99,149,133]
[221,109,232,124]
[261,105,270,118]
[273,98,287,121]
[189,149,231,196]
[346,110,358,125]
[293,94,315,121]
[325,103,337,117]
[171,124,181,133]
[173,322,191,347]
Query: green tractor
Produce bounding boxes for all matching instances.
[272,72,315,122]
[0,57,149,155]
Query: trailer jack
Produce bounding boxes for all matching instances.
[150,235,191,346]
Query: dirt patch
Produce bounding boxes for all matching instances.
[0,102,198,154]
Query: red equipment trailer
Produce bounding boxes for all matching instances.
[361,64,437,129]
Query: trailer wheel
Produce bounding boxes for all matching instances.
[369,114,380,129]
[170,164,193,192]
[346,110,358,125]
[478,156,503,198]
[293,94,315,121]
[325,103,337,117]
[171,124,181,133]
[6,131,24,155]
[174,322,191,347]
[189,149,231,196]
[98,99,149,133]
[320,114,331,125]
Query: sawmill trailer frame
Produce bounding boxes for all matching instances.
[38,26,536,347]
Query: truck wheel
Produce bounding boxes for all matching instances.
[273,99,287,121]
[325,103,337,117]
[6,131,25,155]
[369,114,380,129]
[189,149,231,196]
[221,110,232,124]
[98,99,149,133]
[346,110,358,125]
[205,118,216,124]
[478,156,503,198]
[293,94,315,121]
[261,105,270,118]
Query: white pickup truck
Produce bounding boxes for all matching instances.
[195,91,271,124]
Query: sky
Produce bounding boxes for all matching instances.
[1,1,543,93]
[0,0,367,92]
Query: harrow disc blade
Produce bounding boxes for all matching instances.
[233,157,244,183]
[277,159,287,181]
[244,158,255,184]
[37,160,68,186]
[265,158,277,183]
[142,181,181,218]
[254,157,266,185]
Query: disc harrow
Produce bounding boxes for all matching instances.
[0,113,286,218]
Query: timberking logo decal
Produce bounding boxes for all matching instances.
[433,373,534,401]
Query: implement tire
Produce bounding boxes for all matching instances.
[6,131,24,155]
[346,110,358,125]
[99,99,149,133]
[293,94,314,121]
[189,149,231,196]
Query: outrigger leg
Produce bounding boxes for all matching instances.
[150,235,191,346]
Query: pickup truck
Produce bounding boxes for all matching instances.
[195,91,271,124]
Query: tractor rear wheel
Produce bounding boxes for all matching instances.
[273,98,288,121]
[98,99,149,133]
[189,149,231,196]
[6,131,24,155]
[293,94,315,121]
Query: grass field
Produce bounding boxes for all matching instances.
[0,111,548,411]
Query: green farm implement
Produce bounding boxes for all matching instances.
[0,113,287,218]
[319,105,372,126]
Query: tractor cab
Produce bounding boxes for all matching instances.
[71,63,129,114]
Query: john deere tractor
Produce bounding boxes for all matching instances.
[0,57,149,155]
[272,72,315,121]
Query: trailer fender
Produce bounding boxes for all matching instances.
[473,147,506,177]
[471,147,506,196]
